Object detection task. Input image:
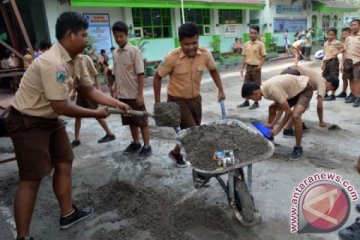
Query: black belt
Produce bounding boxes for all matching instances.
[247,64,259,67]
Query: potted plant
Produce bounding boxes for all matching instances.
[209,37,221,60]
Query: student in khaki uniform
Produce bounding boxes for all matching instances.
[242,74,313,160]
[338,27,352,99]
[280,65,339,137]
[6,12,131,240]
[154,23,226,167]
[342,19,360,107]
[238,25,266,110]
[112,21,152,160]
[321,28,344,101]
[70,54,116,148]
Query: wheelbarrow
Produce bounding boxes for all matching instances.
[177,101,274,227]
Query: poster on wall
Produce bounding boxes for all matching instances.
[273,18,307,33]
[83,14,112,56]
[224,25,238,38]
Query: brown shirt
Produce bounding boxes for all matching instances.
[81,54,98,85]
[242,40,266,65]
[261,74,309,104]
[345,33,360,64]
[113,43,144,99]
[157,47,217,99]
[11,43,92,118]
[296,65,326,97]
[323,40,344,61]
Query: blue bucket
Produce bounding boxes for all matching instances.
[251,121,272,139]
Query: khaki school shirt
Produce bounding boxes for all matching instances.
[323,40,344,61]
[292,39,305,49]
[157,47,217,99]
[11,43,92,118]
[242,40,266,65]
[344,33,360,64]
[261,74,309,104]
[81,54,98,85]
[113,43,144,99]
[296,65,326,97]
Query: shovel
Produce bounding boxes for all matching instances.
[108,102,181,128]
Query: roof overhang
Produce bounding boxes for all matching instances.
[70,0,265,10]
[312,0,358,13]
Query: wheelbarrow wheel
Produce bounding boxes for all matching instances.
[234,177,255,223]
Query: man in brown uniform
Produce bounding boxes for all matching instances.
[70,54,116,148]
[321,28,344,101]
[342,19,360,107]
[154,23,225,167]
[112,21,152,160]
[238,25,267,110]
[242,74,312,160]
[338,27,352,99]
[6,12,130,240]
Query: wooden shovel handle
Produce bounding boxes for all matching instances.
[108,108,153,117]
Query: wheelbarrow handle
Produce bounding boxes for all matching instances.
[108,108,153,117]
[220,100,226,121]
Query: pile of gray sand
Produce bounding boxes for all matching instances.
[179,124,272,171]
[153,102,181,127]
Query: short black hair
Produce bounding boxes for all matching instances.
[110,47,115,51]
[55,12,88,40]
[342,27,351,33]
[325,75,339,90]
[112,21,128,34]
[235,37,239,41]
[178,22,199,41]
[327,27,337,35]
[39,40,51,50]
[241,82,260,98]
[250,25,260,33]
[280,67,301,76]
[351,19,360,25]
[100,49,106,54]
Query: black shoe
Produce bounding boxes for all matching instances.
[356,204,360,213]
[123,142,142,154]
[97,134,115,143]
[302,122,309,132]
[338,218,360,240]
[336,92,347,98]
[71,140,81,148]
[324,93,329,98]
[345,95,356,103]
[137,146,152,160]
[324,95,336,101]
[283,128,295,138]
[168,151,189,168]
[249,102,259,110]
[237,101,250,108]
[16,237,34,240]
[345,93,354,101]
[353,97,360,107]
[290,146,303,161]
[60,205,93,230]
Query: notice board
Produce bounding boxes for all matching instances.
[83,14,112,55]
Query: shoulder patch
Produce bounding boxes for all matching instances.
[56,65,67,84]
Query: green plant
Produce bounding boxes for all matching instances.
[209,37,221,53]
[131,38,149,54]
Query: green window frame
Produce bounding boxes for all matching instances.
[183,9,210,35]
[219,9,243,24]
[132,8,172,38]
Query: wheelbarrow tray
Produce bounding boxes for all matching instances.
[178,119,274,175]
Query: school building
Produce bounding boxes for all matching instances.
[1,0,358,62]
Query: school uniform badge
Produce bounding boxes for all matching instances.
[56,65,67,84]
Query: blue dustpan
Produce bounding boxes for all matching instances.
[251,121,272,139]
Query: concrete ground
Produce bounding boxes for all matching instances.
[1,59,359,240]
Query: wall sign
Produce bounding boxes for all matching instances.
[276,5,303,14]
[274,18,307,33]
[83,14,112,55]
[224,25,238,38]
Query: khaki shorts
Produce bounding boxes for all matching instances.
[6,108,74,181]
[322,58,339,78]
[287,85,314,109]
[167,95,202,129]
[76,93,98,110]
[343,59,360,81]
[118,98,148,127]
[244,65,262,85]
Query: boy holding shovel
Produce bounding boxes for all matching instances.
[154,22,225,167]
